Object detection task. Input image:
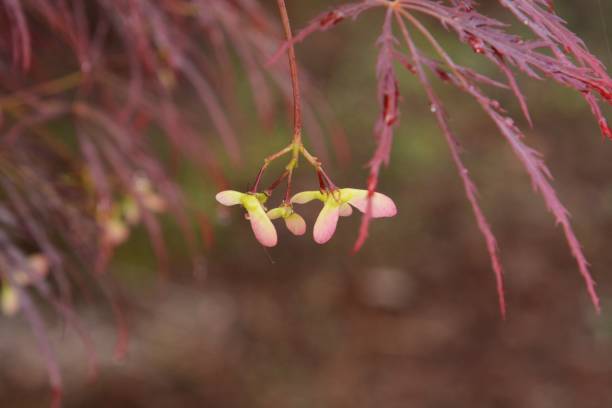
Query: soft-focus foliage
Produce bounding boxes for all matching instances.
[275,0,611,316]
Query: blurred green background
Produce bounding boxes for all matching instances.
[1,1,612,407]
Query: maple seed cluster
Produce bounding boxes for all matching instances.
[214,0,394,248]
[215,143,397,247]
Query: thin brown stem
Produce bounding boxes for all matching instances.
[276,0,302,143]
[250,144,293,193]
[284,169,294,202]
[320,168,337,190]
[300,145,337,190]
[264,169,289,195]
[251,1,333,200]
[316,171,327,191]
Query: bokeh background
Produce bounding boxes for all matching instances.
[1,1,612,407]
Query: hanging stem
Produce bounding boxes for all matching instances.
[284,168,294,202]
[249,1,337,197]
[278,0,306,202]
[250,144,292,193]
[301,145,336,190]
[264,169,289,195]
[277,0,302,142]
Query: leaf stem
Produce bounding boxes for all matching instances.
[394,7,469,88]
[276,0,302,143]
[250,1,336,199]
[250,144,292,193]
[264,169,289,195]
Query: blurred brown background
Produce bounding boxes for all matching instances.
[1,1,612,407]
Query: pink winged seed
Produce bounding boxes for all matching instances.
[285,213,307,236]
[215,190,243,206]
[339,203,353,217]
[248,205,278,247]
[291,191,322,204]
[348,191,397,218]
[313,203,340,244]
